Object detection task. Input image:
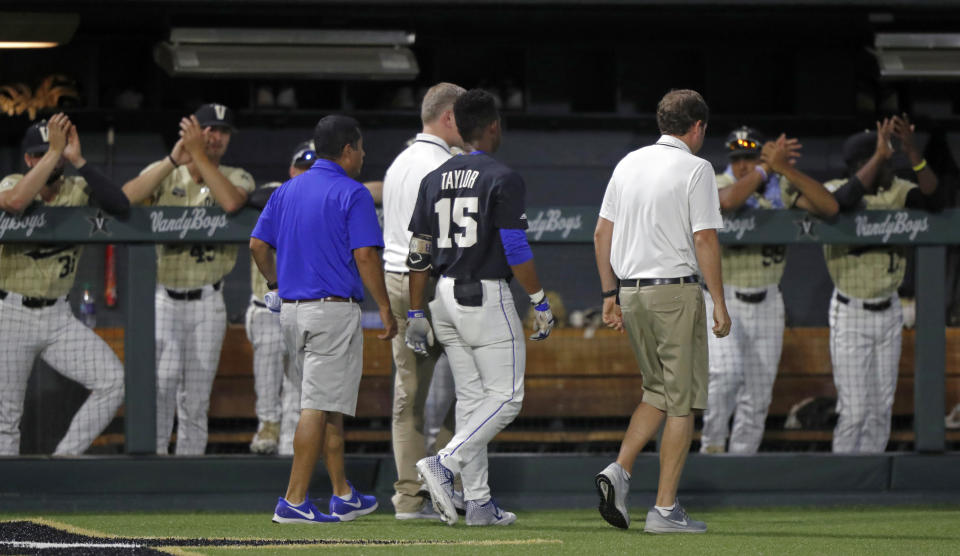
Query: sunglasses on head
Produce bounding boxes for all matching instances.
[727,138,758,151]
[293,150,317,167]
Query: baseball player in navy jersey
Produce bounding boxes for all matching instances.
[123,103,255,455]
[824,117,939,453]
[0,114,129,455]
[700,127,838,454]
[246,142,317,455]
[406,89,555,526]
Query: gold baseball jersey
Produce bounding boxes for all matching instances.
[716,172,793,288]
[140,160,255,289]
[250,181,280,301]
[0,174,87,298]
[823,176,916,299]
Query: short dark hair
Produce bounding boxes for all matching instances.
[656,89,709,136]
[313,115,361,160]
[453,89,499,144]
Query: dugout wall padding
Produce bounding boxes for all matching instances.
[0,454,958,512]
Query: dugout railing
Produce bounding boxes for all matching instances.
[0,204,953,455]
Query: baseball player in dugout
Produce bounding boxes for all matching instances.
[382,82,466,521]
[0,114,129,455]
[593,89,728,534]
[700,126,838,455]
[122,103,255,455]
[250,115,396,523]
[244,142,320,456]
[825,116,940,454]
[406,89,556,527]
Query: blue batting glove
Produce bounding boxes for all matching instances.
[263,291,282,313]
[404,309,435,355]
[529,296,555,341]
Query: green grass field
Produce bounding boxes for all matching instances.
[3,506,960,555]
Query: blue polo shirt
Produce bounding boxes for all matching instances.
[251,159,383,301]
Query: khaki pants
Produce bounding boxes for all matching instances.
[619,281,708,417]
[387,272,455,513]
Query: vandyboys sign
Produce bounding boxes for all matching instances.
[0,206,958,245]
[0,206,257,243]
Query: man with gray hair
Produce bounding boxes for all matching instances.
[382,82,466,520]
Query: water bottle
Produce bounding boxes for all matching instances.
[80,282,96,328]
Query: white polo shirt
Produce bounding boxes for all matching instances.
[382,133,453,272]
[599,134,723,280]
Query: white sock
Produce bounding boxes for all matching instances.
[655,502,676,516]
[472,496,491,505]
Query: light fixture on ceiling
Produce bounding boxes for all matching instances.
[874,33,960,79]
[0,12,78,49]
[154,28,419,80]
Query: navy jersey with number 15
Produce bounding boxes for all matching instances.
[408,152,528,280]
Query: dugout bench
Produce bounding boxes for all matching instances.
[91,325,960,450]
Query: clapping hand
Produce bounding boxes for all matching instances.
[875,118,895,160]
[891,113,918,156]
[63,120,85,168]
[179,115,206,157]
[45,113,69,155]
[760,133,801,175]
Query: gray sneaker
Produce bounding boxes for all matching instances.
[594,462,630,529]
[416,456,458,525]
[395,501,443,521]
[465,499,517,526]
[643,501,706,534]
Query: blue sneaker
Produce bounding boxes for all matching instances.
[272,496,340,524]
[416,456,457,525]
[329,481,379,521]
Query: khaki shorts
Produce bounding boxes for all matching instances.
[280,300,363,416]
[619,281,707,417]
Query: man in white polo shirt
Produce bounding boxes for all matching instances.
[592,89,729,534]
[382,82,466,520]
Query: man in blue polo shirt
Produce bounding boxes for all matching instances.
[250,115,397,524]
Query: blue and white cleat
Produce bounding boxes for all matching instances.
[416,456,458,525]
[329,481,379,521]
[272,497,340,524]
[465,499,517,526]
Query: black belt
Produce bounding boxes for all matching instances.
[281,296,359,304]
[166,280,222,301]
[386,270,408,275]
[620,275,699,288]
[735,290,767,304]
[0,289,60,309]
[253,300,266,308]
[836,292,892,312]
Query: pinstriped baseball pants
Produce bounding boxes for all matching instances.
[701,284,784,454]
[829,289,901,453]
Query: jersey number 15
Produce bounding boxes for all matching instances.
[435,197,478,248]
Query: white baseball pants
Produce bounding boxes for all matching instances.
[829,289,901,453]
[701,284,784,454]
[245,298,300,453]
[155,284,227,455]
[0,295,123,455]
[429,277,525,503]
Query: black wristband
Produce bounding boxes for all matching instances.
[601,288,618,299]
[167,154,179,168]
[267,281,278,290]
